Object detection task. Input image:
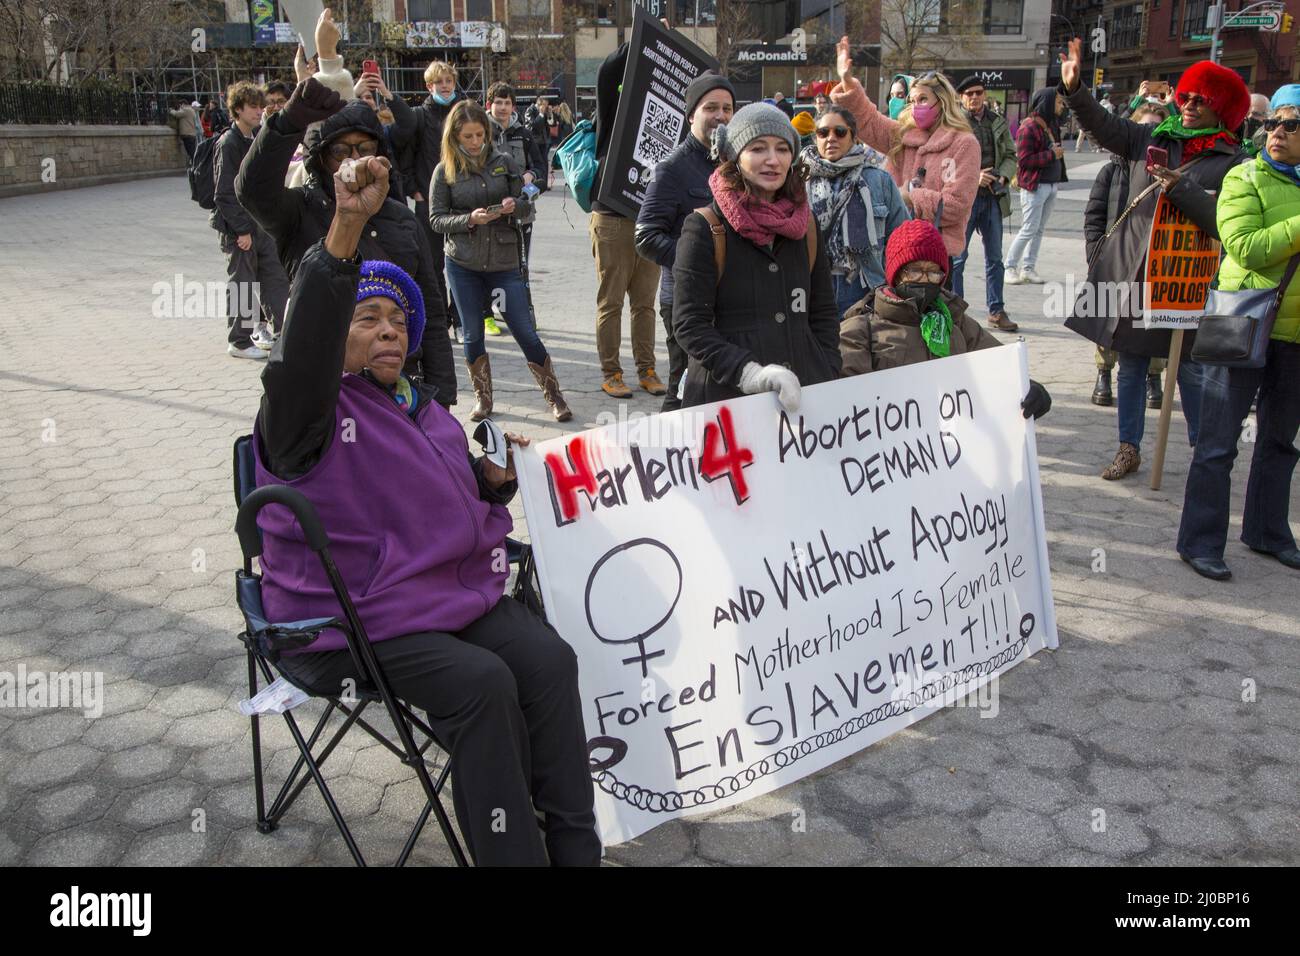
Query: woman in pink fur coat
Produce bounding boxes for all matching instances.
[828,37,981,262]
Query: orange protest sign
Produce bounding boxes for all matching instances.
[1142,193,1220,329]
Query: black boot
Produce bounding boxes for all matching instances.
[1146,373,1163,409]
[1091,369,1113,406]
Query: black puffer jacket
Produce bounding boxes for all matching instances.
[634,133,716,305]
[673,202,841,408]
[1061,82,1245,358]
[394,90,466,201]
[236,100,457,405]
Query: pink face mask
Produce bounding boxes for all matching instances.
[911,102,939,129]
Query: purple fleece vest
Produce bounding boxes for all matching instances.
[253,374,513,652]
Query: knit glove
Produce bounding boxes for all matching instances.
[283,77,343,131]
[739,362,802,412]
[1021,379,1052,419]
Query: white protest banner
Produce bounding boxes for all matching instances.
[280,0,324,59]
[515,344,1058,846]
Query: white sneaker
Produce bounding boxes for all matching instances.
[251,322,275,351]
[1005,267,1022,285]
[228,343,269,360]
[1020,267,1044,284]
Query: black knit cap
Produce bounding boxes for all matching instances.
[685,72,736,120]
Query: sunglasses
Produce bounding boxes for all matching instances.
[1264,117,1300,134]
[1175,91,1212,109]
[816,126,851,139]
[327,139,381,162]
[963,89,987,97]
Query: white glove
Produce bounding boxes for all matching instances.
[738,362,802,412]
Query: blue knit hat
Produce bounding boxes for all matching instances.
[357,260,425,355]
[1271,84,1300,112]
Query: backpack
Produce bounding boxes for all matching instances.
[555,119,597,213]
[693,206,817,283]
[188,135,218,210]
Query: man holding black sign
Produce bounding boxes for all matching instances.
[590,41,665,400]
[635,72,736,411]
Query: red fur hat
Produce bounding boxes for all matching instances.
[1176,60,1251,132]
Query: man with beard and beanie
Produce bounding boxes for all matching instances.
[1057,40,1249,485]
[236,77,457,407]
[590,41,665,399]
[952,74,1018,331]
[839,219,1053,421]
[486,81,548,261]
[1005,86,1069,286]
[635,71,735,411]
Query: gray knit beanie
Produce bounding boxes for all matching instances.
[711,102,800,163]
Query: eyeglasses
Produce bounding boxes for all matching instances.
[327,139,381,162]
[897,267,946,283]
[963,89,986,97]
[1264,117,1300,134]
[1175,92,1212,109]
[815,126,851,139]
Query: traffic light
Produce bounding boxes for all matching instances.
[1094,68,1104,88]
[1283,13,1294,33]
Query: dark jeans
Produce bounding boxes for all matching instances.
[445,259,548,365]
[1117,352,1203,448]
[950,189,1005,313]
[416,198,459,329]
[180,135,196,162]
[660,299,687,413]
[832,273,872,319]
[1177,340,1300,561]
[221,229,289,347]
[277,595,600,866]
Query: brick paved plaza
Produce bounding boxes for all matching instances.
[1,153,1297,866]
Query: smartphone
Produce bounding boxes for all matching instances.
[362,59,380,76]
[1146,145,1169,172]
[1147,80,1169,95]
[484,202,505,214]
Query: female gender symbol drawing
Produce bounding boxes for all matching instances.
[583,537,683,678]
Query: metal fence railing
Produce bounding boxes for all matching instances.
[0,83,170,126]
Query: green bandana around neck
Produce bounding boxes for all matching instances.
[920,298,953,358]
[1151,113,1227,141]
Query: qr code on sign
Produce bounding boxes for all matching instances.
[633,92,683,170]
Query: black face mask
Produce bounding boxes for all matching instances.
[897,281,942,312]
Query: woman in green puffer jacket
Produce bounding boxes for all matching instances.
[1175,86,1300,582]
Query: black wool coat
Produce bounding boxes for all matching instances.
[672,201,841,408]
[1063,84,1246,359]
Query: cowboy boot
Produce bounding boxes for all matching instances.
[467,354,492,422]
[528,356,573,422]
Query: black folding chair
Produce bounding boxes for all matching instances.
[231,434,543,866]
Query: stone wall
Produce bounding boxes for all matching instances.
[0,125,188,198]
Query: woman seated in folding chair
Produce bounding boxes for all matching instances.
[252,152,600,867]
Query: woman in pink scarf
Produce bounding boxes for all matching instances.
[829,36,981,260]
[672,102,841,410]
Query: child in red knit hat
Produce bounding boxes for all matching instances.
[839,219,1053,418]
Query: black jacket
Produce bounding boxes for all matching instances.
[259,240,511,506]
[634,133,716,304]
[394,90,466,200]
[1061,82,1246,358]
[1083,153,1127,262]
[489,113,548,191]
[673,203,841,408]
[211,124,257,236]
[235,101,457,405]
[592,43,629,215]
